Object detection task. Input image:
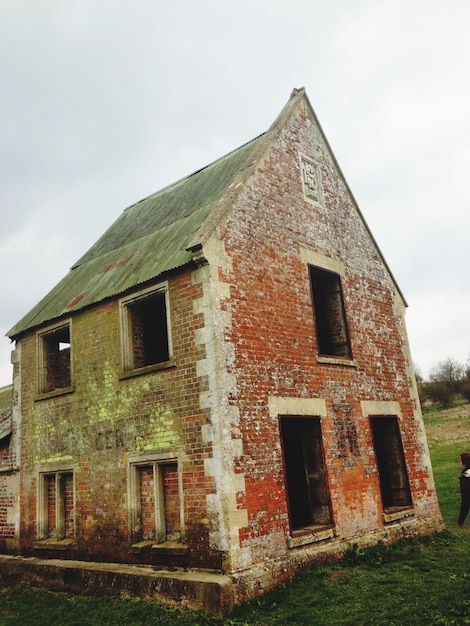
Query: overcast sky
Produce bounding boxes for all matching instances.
[1,0,469,386]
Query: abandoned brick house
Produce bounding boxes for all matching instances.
[2,88,443,604]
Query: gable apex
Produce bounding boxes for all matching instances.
[186,87,309,252]
[190,86,405,306]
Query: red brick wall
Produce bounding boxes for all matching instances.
[0,399,17,550]
[0,468,16,546]
[64,472,74,538]
[162,463,180,539]
[218,98,441,570]
[45,475,56,537]
[139,465,155,540]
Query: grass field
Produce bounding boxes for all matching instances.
[0,399,469,625]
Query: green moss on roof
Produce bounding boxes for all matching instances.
[0,385,12,411]
[0,385,12,440]
[7,134,265,338]
[0,385,13,411]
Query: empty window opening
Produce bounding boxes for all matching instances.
[370,417,412,511]
[134,461,181,544]
[121,287,172,372]
[280,416,333,532]
[309,266,351,359]
[0,438,10,462]
[39,324,71,393]
[39,471,74,540]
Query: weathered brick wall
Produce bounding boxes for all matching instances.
[204,98,442,595]
[0,453,18,550]
[0,362,19,551]
[16,268,219,567]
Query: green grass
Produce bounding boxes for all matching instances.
[230,534,470,625]
[0,587,219,625]
[429,441,465,526]
[1,403,469,625]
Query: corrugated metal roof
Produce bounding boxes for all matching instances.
[7,134,265,338]
[0,385,12,412]
[0,385,12,439]
[0,420,11,440]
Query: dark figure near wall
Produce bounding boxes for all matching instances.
[458,452,470,528]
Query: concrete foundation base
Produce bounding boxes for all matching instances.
[0,555,234,617]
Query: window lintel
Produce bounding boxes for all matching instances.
[119,282,169,308]
[300,248,345,276]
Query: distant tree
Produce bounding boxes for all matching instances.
[462,383,470,403]
[427,381,452,407]
[429,357,464,393]
[461,358,470,402]
[414,363,423,385]
[413,363,426,406]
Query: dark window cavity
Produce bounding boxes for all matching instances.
[309,266,352,359]
[129,292,169,369]
[280,416,333,531]
[370,416,412,511]
[121,286,172,373]
[39,324,71,393]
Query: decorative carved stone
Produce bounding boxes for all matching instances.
[300,155,322,204]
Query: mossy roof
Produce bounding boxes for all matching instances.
[0,385,12,439]
[0,385,12,412]
[7,134,265,338]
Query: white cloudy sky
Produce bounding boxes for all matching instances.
[1,0,469,386]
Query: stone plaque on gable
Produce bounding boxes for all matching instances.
[300,154,323,205]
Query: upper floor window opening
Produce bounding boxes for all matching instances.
[120,283,173,373]
[37,322,72,394]
[309,266,352,360]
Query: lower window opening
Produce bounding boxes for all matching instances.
[39,470,74,541]
[370,416,412,511]
[134,461,181,545]
[280,416,333,532]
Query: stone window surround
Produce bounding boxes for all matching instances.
[35,461,75,550]
[118,281,175,379]
[300,247,356,367]
[268,396,336,548]
[127,449,186,552]
[36,319,74,399]
[361,400,416,523]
